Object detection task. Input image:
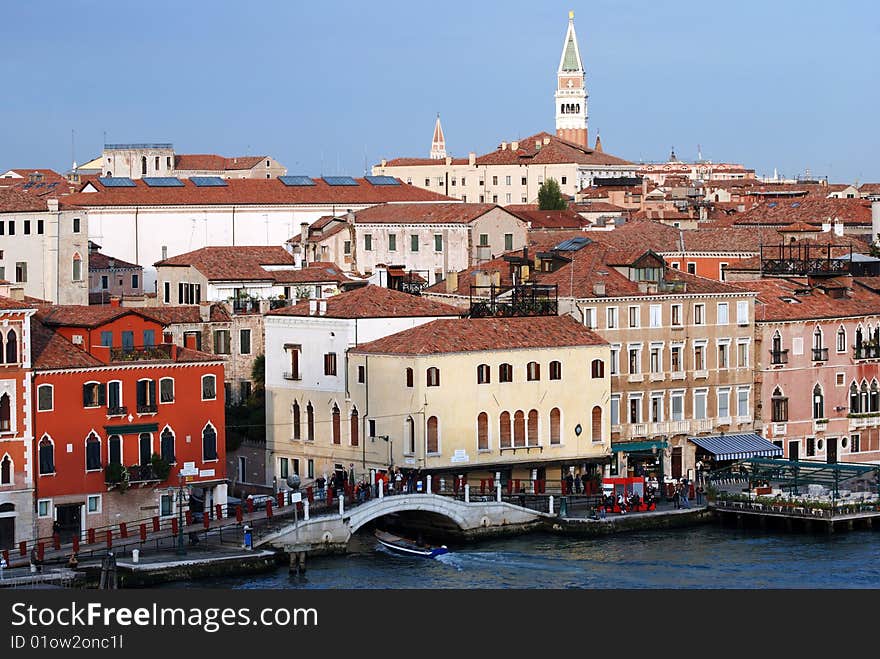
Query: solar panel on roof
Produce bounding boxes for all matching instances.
[791,202,800,208]
[98,177,136,187]
[554,236,591,251]
[278,175,316,186]
[322,176,358,186]
[143,177,184,187]
[364,175,400,186]
[190,176,228,187]
[767,202,777,208]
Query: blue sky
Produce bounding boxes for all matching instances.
[2,0,878,182]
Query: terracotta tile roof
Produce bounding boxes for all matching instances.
[66,177,453,208]
[351,315,607,355]
[352,202,496,224]
[155,246,295,280]
[0,295,35,311]
[0,187,50,213]
[588,220,682,252]
[474,132,632,167]
[174,154,268,171]
[571,201,628,213]
[36,305,140,328]
[88,251,141,271]
[266,284,462,319]
[858,183,880,195]
[780,221,822,233]
[270,262,351,285]
[1,168,65,181]
[30,321,103,370]
[507,208,591,229]
[380,157,470,167]
[138,304,231,325]
[734,197,872,227]
[730,278,880,322]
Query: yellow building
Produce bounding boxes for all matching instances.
[348,315,611,486]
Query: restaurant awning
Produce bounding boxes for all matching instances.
[689,433,783,461]
[611,440,668,453]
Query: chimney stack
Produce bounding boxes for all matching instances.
[199,302,211,322]
[511,141,519,151]
[468,152,476,166]
[872,201,880,244]
[593,281,606,297]
[445,270,459,294]
[9,287,25,301]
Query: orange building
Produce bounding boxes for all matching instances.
[29,305,227,542]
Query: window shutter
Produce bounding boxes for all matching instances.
[98,383,107,406]
[149,380,156,405]
[82,384,90,407]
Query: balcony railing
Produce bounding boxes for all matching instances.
[107,406,128,417]
[693,418,714,433]
[110,344,173,362]
[669,420,690,434]
[853,345,880,360]
[812,347,829,362]
[137,403,158,414]
[629,423,648,437]
[233,298,260,314]
[770,349,789,365]
[283,372,302,381]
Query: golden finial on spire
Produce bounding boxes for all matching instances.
[569,10,574,20]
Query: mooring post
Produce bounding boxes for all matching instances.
[464,484,470,503]
[378,483,384,500]
[496,482,502,502]
[427,475,432,493]
[338,495,344,516]
[303,500,310,521]
[549,495,554,515]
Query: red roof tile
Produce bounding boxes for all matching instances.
[266,284,461,319]
[730,278,880,322]
[155,246,294,280]
[36,305,139,328]
[352,202,497,225]
[0,295,35,311]
[734,197,873,227]
[174,154,269,171]
[30,321,103,370]
[507,208,591,229]
[352,316,607,355]
[138,304,231,325]
[88,251,141,271]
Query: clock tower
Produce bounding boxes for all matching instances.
[555,11,588,148]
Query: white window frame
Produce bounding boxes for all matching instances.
[37,499,52,518]
[201,374,217,401]
[737,338,750,368]
[160,377,175,404]
[737,386,751,417]
[87,494,102,514]
[649,304,662,328]
[628,393,643,423]
[717,387,731,419]
[628,305,641,328]
[671,303,683,327]
[717,302,729,325]
[583,307,597,329]
[610,394,620,426]
[717,338,731,370]
[609,344,620,375]
[37,384,54,412]
[606,306,618,329]
[694,303,705,326]
[627,343,642,375]
[671,390,685,421]
[650,392,665,423]
[836,326,847,353]
[649,341,663,373]
[736,300,749,326]
[694,388,708,420]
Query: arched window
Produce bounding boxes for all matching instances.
[476,364,491,384]
[550,408,561,445]
[426,367,440,387]
[201,375,216,401]
[771,387,789,422]
[861,380,869,413]
[72,253,82,281]
[513,411,525,447]
[856,325,864,349]
[331,404,341,444]
[202,424,218,461]
[141,156,147,176]
[591,406,602,442]
[499,363,513,383]
[86,433,101,471]
[591,359,605,379]
[499,411,511,448]
[39,436,54,475]
[1,454,12,485]
[5,329,17,364]
[405,416,415,454]
[405,368,414,388]
[477,412,489,451]
[837,326,847,353]
[292,401,301,440]
[0,393,10,431]
[108,435,122,465]
[772,330,782,353]
[813,326,823,350]
[850,382,860,414]
[426,416,439,454]
[307,402,315,441]
[139,433,152,466]
[812,384,824,419]
[527,410,539,446]
[871,380,879,413]
[549,361,562,380]
[350,407,359,447]
[526,362,540,381]
[161,427,175,464]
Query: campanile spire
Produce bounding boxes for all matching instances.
[555,12,588,147]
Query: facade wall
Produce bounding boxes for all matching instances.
[662,254,756,282]
[757,317,880,464]
[0,208,89,304]
[102,146,175,179]
[89,266,144,298]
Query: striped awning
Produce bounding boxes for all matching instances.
[688,434,783,461]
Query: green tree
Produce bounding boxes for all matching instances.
[538,178,568,210]
[251,354,265,392]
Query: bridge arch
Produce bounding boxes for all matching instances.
[347,496,470,535]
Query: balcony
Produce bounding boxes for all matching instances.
[109,344,173,363]
[650,422,669,435]
[669,420,690,434]
[283,372,302,381]
[629,423,648,437]
[649,372,666,382]
[627,373,644,383]
[853,345,880,360]
[848,413,880,430]
[734,415,753,426]
[232,298,260,315]
[107,406,128,417]
[769,349,789,365]
[137,403,158,414]
[693,369,709,380]
[813,418,828,433]
[811,347,829,362]
[693,418,714,433]
[671,371,686,381]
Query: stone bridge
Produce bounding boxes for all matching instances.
[255,493,547,554]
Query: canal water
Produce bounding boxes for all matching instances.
[163,525,880,589]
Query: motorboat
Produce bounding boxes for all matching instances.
[374,529,448,558]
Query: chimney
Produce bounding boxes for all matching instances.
[593,281,606,297]
[833,218,844,237]
[109,296,121,308]
[9,287,25,301]
[475,271,490,288]
[309,299,318,316]
[511,141,519,151]
[445,270,459,293]
[47,198,59,213]
[543,137,551,145]
[299,222,309,265]
[318,299,327,316]
[345,210,355,225]
[500,142,507,151]
[199,302,211,322]
[381,159,387,167]
[445,156,452,166]
[872,201,880,243]
[468,152,476,166]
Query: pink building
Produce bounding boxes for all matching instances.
[738,277,880,464]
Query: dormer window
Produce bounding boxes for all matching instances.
[632,266,662,282]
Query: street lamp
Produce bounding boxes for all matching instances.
[176,472,186,556]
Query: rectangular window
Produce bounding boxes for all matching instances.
[694,304,705,325]
[650,394,664,423]
[73,217,81,233]
[718,389,730,418]
[521,177,527,186]
[240,381,252,401]
[160,378,174,403]
[434,234,443,252]
[344,241,351,255]
[364,234,372,251]
[505,193,511,203]
[8,221,14,235]
[851,434,860,453]
[737,340,749,367]
[358,365,365,384]
[606,307,618,329]
[201,376,216,401]
[492,176,498,185]
[15,262,27,283]
[308,459,315,478]
[239,329,252,355]
[561,176,567,185]
[132,274,139,289]
[88,495,101,514]
[719,263,728,281]
[213,330,231,355]
[388,234,396,251]
[411,235,419,252]
[737,388,750,417]
[609,347,619,375]
[505,175,511,185]
[717,342,729,369]
[324,352,337,376]
[687,263,696,275]
[671,304,682,327]
[806,437,816,457]
[736,300,749,325]
[100,331,113,347]
[478,234,489,246]
[717,302,729,325]
[24,220,30,234]
[279,458,289,479]
[159,494,173,517]
[694,344,706,371]
[38,500,51,517]
[37,385,53,411]
[37,219,44,234]
[649,304,662,328]
[628,347,641,374]
[671,392,684,421]
[163,282,170,304]
[694,390,707,419]
[628,306,640,328]
[610,395,620,425]
[649,345,661,373]
[143,329,155,347]
[671,345,683,371]
[504,234,513,251]
[628,395,642,423]
[101,275,109,290]
[583,307,597,329]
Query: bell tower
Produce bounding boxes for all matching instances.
[555,11,588,148]
[429,114,447,160]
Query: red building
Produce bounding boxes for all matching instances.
[29,304,227,541]
[0,287,36,550]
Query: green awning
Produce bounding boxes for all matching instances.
[611,440,668,453]
[103,423,159,435]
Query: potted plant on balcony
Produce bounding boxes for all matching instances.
[150,454,171,482]
[105,463,130,493]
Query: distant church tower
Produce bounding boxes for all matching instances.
[555,11,588,148]
[430,114,447,159]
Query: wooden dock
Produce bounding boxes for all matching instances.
[0,568,83,589]
[711,501,880,533]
